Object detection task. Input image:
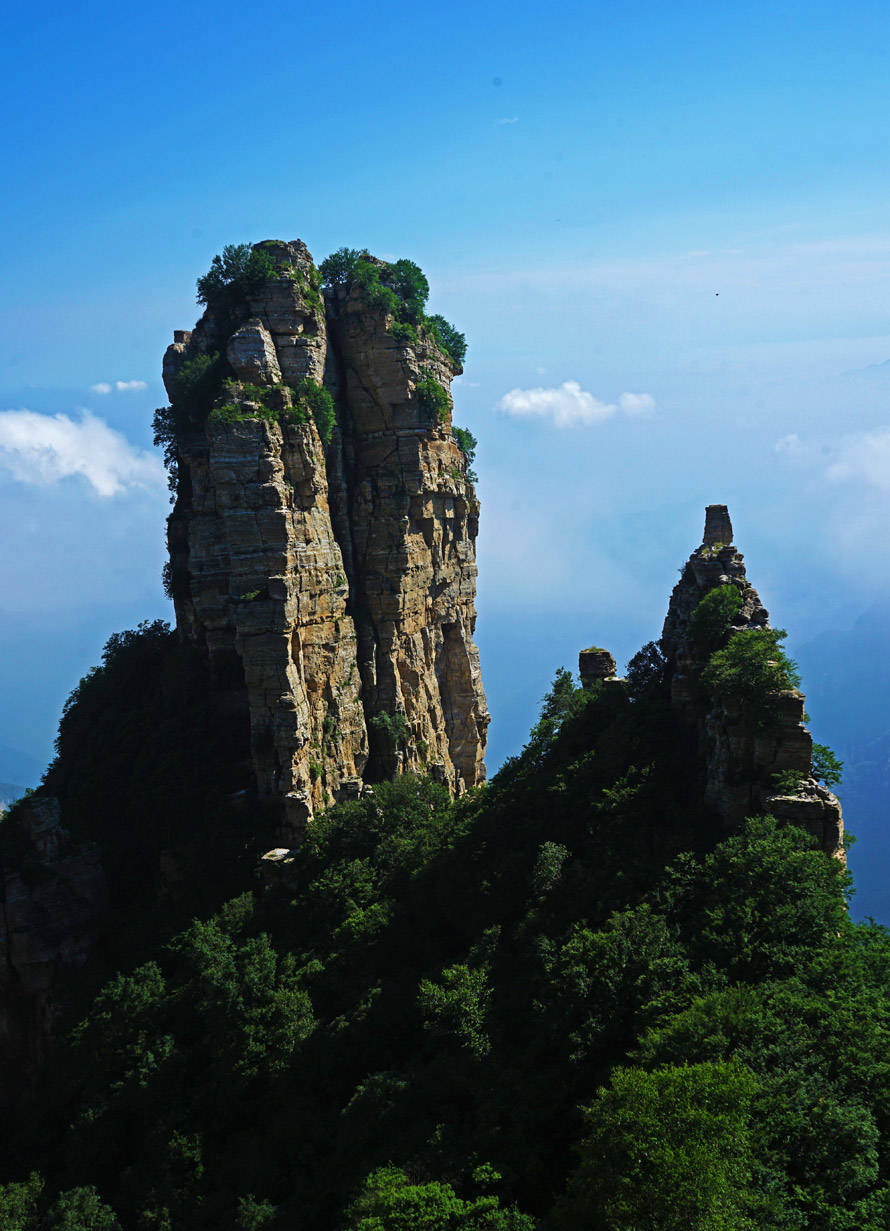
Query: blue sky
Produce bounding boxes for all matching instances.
[4,0,890,875]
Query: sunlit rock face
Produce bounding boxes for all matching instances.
[163,240,488,836]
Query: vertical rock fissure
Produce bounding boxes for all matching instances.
[321,323,389,777]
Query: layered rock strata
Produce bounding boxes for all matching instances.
[661,505,844,857]
[163,241,488,833]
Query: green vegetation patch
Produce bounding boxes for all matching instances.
[319,247,467,368]
[452,425,478,481]
[370,710,409,750]
[196,243,281,314]
[208,378,336,445]
[426,313,468,367]
[701,627,800,726]
[417,373,450,423]
[688,584,743,652]
[813,741,843,787]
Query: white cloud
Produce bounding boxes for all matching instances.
[0,410,165,497]
[497,381,655,428]
[496,117,519,125]
[89,380,147,394]
[618,392,656,416]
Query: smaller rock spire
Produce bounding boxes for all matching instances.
[703,504,733,547]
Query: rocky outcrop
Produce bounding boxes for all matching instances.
[163,240,488,834]
[662,506,844,858]
[0,796,107,1106]
[579,647,617,688]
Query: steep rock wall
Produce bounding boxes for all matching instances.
[163,240,487,830]
[327,286,488,790]
[662,505,844,857]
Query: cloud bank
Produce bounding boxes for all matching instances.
[777,427,890,490]
[497,381,655,428]
[0,410,165,497]
[90,380,148,394]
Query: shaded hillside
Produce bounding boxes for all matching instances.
[1,530,883,1229]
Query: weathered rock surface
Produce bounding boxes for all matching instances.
[326,284,489,791]
[226,318,282,385]
[163,240,488,832]
[0,796,107,1106]
[662,505,845,858]
[579,647,617,688]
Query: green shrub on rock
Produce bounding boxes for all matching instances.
[688,585,742,651]
[196,243,279,312]
[812,741,843,787]
[291,377,336,445]
[417,375,450,423]
[701,628,800,726]
[427,314,467,367]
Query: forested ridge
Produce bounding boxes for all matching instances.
[1,625,887,1230]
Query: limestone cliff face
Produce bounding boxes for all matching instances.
[662,506,844,858]
[163,241,487,832]
[326,282,488,790]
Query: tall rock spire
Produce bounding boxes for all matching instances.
[161,240,488,836]
[661,506,844,858]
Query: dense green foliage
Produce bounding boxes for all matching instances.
[417,375,450,423]
[813,740,844,787]
[2,623,879,1228]
[39,621,253,920]
[0,1173,121,1230]
[293,377,336,445]
[195,243,279,313]
[701,627,801,725]
[319,248,466,368]
[451,425,478,482]
[426,315,467,367]
[553,1061,757,1230]
[687,584,742,651]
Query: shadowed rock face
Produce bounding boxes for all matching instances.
[578,648,617,688]
[662,508,844,858]
[163,241,488,834]
[702,503,733,547]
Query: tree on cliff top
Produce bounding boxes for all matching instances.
[196,243,279,312]
[319,247,466,366]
